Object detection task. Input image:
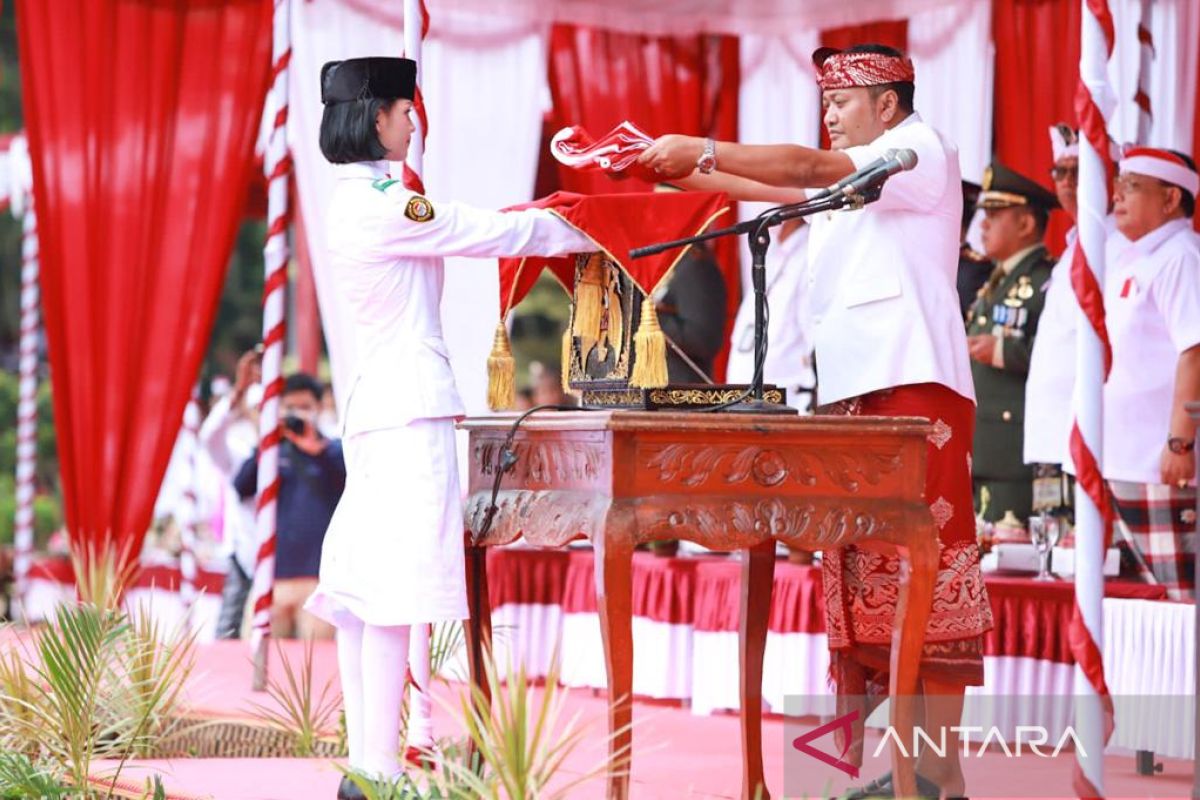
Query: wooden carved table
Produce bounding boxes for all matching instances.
[459,410,936,799]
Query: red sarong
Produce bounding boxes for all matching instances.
[819,383,994,689]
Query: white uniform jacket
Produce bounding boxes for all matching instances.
[726,224,814,390]
[1024,230,1078,466]
[805,114,975,406]
[327,161,594,435]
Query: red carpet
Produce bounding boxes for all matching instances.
[80,640,1195,799]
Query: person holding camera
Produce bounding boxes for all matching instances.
[200,346,263,639]
[234,372,345,639]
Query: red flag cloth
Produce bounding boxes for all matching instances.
[549,121,658,183]
[17,0,272,566]
[497,191,729,316]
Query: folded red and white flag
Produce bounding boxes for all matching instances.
[550,120,657,181]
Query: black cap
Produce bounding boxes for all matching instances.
[321,57,416,105]
[978,162,1059,211]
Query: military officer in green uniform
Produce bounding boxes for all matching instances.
[967,162,1059,522]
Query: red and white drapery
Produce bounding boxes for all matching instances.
[15,0,273,572]
[467,548,1191,759]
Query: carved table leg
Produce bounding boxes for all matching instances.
[463,537,493,716]
[888,518,939,799]
[595,528,634,800]
[740,540,776,800]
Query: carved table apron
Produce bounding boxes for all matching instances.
[460,410,936,800]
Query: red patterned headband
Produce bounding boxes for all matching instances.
[814,50,916,90]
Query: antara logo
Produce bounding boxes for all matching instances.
[874,725,1088,759]
[791,710,1088,776]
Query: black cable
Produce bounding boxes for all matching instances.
[475,403,584,541]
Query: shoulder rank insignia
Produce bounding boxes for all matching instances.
[371,178,399,193]
[404,195,435,223]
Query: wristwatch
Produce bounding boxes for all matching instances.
[1167,436,1196,455]
[697,138,717,174]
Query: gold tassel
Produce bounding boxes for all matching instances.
[630,297,668,388]
[487,321,516,411]
[561,327,574,392]
[571,255,606,341]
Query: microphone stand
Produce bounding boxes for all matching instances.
[630,186,881,414]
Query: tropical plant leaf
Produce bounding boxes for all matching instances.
[246,639,340,757]
[431,645,633,800]
[70,537,140,612]
[0,750,66,799]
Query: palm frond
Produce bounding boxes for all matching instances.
[69,538,140,612]
[111,603,198,756]
[0,750,67,799]
[246,639,340,757]
[29,601,128,790]
[432,645,632,800]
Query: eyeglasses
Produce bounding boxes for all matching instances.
[1050,165,1078,181]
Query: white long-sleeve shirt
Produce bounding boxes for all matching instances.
[327,161,593,436]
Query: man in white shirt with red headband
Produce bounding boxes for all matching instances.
[1105,146,1200,599]
[639,43,990,799]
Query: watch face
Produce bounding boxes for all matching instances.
[698,154,716,173]
[1169,437,1194,455]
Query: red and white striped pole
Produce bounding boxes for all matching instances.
[401,0,429,194]
[1070,1,1116,795]
[1134,0,1153,144]
[12,142,38,622]
[402,0,436,750]
[178,393,202,625]
[250,0,291,689]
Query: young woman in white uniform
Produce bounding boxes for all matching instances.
[305,57,593,799]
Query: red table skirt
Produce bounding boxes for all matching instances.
[485,548,1169,664]
[27,557,226,596]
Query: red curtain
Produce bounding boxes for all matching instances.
[992,0,1081,252]
[818,20,909,150]
[546,26,741,380]
[17,0,272,564]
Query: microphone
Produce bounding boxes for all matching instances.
[812,148,918,200]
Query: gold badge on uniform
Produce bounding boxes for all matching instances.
[1017,275,1034,300]
[404,195,435,223]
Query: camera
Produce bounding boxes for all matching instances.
[282,414,307,435]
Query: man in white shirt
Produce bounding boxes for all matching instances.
[639,43,989,799]
[199,347,262,638]
[1024,125,1082,517]
[1104,146,1200,599]
[725,218,814,411]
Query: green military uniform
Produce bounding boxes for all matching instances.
[968,163,1058,522]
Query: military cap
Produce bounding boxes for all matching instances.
[321,57,416,105]
[977,162,1060,211]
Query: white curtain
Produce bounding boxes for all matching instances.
[422,12,549,418]
[438,0,963,36]
[735,30,821,257]
[290,1,547,416]
[908,0,993,183]
[290,0,400,410]
[1107,0,1199,151]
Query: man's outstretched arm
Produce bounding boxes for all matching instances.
[638,134,855,188]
